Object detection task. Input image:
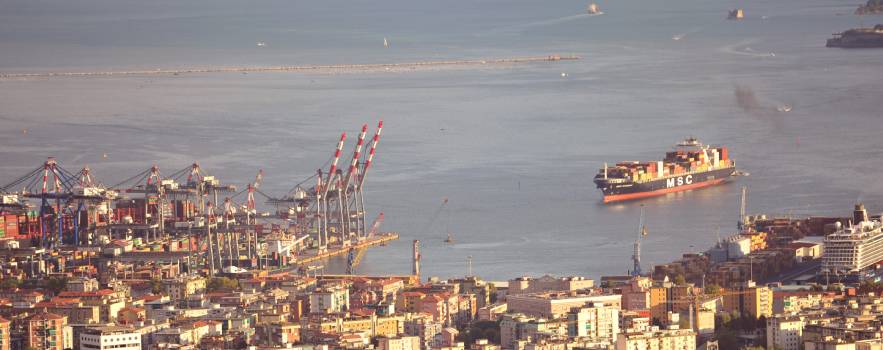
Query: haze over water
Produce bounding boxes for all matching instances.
[1,0,881,280]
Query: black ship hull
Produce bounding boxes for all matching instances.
[594,166,736,203]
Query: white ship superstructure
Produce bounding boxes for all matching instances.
[823,204,883,273]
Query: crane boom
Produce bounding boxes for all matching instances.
[366,212,384,238]
[246,169,263,212]
[79,166,94,187]
[146,165,161,186]
[325,132,347,193]
[187,162,201,184]
[343,124,368,190]
[359,120,383,187]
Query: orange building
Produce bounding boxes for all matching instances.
[25,312,67,350]
[0,316,9,350]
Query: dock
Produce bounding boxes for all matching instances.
[293,232,399,266]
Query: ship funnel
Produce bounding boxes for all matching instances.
[854,203,869,224]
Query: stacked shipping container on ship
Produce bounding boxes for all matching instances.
[593,137,737,203]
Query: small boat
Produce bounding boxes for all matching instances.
[444,233,454,244]
[728,9,744,20]
[383,37,389,48]
[777,104,792,112]
[587,3,601,14]
[256,41,267,47]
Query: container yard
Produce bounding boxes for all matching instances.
[0,121,395,275]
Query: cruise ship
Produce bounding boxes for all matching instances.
[822,204,883,279]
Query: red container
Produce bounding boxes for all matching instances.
[720,147,729,161]
[5,215,19,237]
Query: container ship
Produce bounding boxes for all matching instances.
[593,138,736,203]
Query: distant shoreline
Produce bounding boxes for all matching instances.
[0,55,580,80]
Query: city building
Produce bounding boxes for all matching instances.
[722,281,773,318]
[0,316,9,350]
[67,277,100,293]
[566,303,620,343]
[404,313,443,349]
[499,314,566,350]
[160,276,206,301]
[310,284,351,314]
[80,326,142,350]
[471,339,501,350]
[767,316,804,350]
[614,328,696,350]
[377,336,421,350]
[24,312,67,350]
[508,276,594,295]
[507,291,621,319]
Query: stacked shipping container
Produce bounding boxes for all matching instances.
[607,147,731,183]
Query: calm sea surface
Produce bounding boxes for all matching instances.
[1,0,881,280]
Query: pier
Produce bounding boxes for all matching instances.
[293,232,399,266]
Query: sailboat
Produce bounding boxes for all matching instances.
[383,37,389,48]
[443,199,454,244]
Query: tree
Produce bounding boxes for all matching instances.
[674,275,687,285]
[488,284,498,304]
[705,284,721,295]
[207,277,240,292]
[713,329,739,350]
[151,279,163,294]
[0,278,21,290]
[45,276,68,294]
[457,320,501,345]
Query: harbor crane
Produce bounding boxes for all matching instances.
[631,205,648,276]
[0,158,114,247]
[268,121,384,250]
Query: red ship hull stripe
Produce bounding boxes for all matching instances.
[603,178,727,203]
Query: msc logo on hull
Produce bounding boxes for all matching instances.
[666,175,693,188]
